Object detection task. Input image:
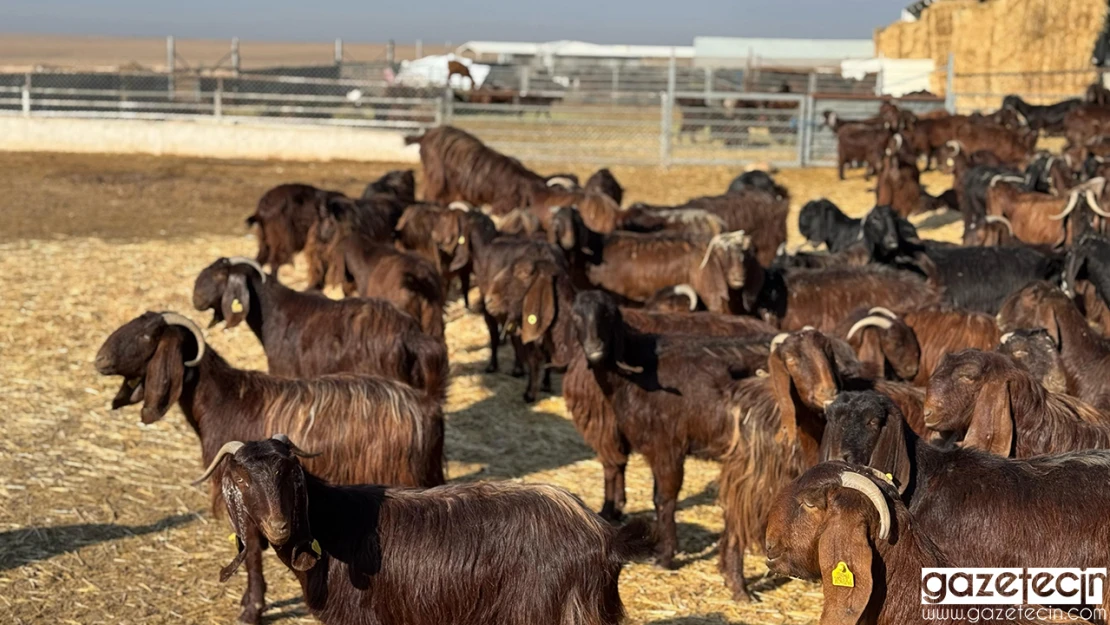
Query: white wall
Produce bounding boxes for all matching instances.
[0,116,422,163]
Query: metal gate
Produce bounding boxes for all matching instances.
[803,94,948,167]
[667,92,805,167]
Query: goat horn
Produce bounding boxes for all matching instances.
[1086,190,1110,218]
[448,201,471,211]
[802,325,815,331]
[984,215,1014,235]
[192,441,244,485]
[770,333,789,351]
[868,307,898,320]
[270,434,323,458]
[1051,192,1080,221]
[673,284,698,311]
[840,471,891,541]
[989,175,1024,189]
[160,312,207,367]
[225,256,267,283]
[546,177,577,189]
[847,315,894,340]
[894,134,903,150]
[616,361,644,375]
[1000,331,1014,344]
[946,140,961,156]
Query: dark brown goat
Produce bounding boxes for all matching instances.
[341,237,445,338]
[818,390,1110,621]
[834,123,890,180]
[997,281,1110,411]
[875,140,939,218]
[246,183,338,276]
[584,168,623,205]
[838,307,1001,386]
[95,313,444,625]
[997,328,1069,394]
[201,438,653,625]
[923,349,1110,457]
[661,189,789,267]
[745,265,941,331]
[193,257,447,400]
[765,461,1057,625]
[985,176,1109,247]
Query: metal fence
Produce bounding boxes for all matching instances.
[950,68,1106,113]
[1,66,947,167]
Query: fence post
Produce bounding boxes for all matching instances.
[520,66,530,95]
[21,72,31,117]
[660,50,677,166]
[945,52,956,113]
[214,77,223,118]
[166,36,175,99]
[434,97,444,126]
[795,95,808,167]
[231,38,240,76]
[334,38,343,66]
[612,64,620,99]
[415,39,423,59]
[444,88,454,124]
[386,40,395,66]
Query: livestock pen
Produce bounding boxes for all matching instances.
[0,151,959,624]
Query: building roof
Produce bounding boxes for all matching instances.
[693,36,874,63]
[456,40,695,59]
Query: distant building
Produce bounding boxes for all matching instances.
[692,36,874,70]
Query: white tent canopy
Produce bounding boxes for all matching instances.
[457,40,694,62]
[841,58,936,96]
[393,54,490,90]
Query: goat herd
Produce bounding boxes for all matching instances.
[90,112,1110,625]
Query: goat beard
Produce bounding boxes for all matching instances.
[111,376,145,409]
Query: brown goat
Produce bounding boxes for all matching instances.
[246,184,339,276]
[923,349,1110,457]
[341,237,446,338]
[997,328,1069,394]
[200,438,653,625]
[666,189,789,267]
[997,281,1110,411]
[839,307,1002,387]
[95,313,444,625]
[834,123,890,180]
[875,142,934,219]
[193,257,448,400]
[985,176,1109,247]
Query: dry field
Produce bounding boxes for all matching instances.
[0,151,958,625]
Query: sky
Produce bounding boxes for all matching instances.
[3,0,898,44]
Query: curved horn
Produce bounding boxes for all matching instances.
[989,175,1025,189]
[1051,191,1080,221]
[616,361,644,375]
[802,325,816,331]
[546,176,577,190]
[840,471,891,541]
[770,333,789,351]
[946,140,961,156]
[1087,190,1110,218]
[868,306,898,320]
[192,441,244,485]
[1000,331,1015,344]
[984,215,1014,235]
[160,312,207,367]
[847,315,894,340]
[894,134,903,151]
[226,256,266,283]
[448,201,471,211]
[673,284,699,311]
[270,433,323,458]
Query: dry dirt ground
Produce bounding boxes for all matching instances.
[0,152,958,625]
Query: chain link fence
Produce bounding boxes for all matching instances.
[0,63,943,167]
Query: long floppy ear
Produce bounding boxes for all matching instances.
[141,331,185,424]
[962,379,1014,457]
[740,255,765,313]
[854,329,887,377]
[221,273,251,329]
[521,274,556,344]
[448,217,472,273]
[693,250,730,314]
[769,348,798,444]
[881,323,921,382]
[869,412,913,495]
[817,496,875,625]
[435,212,461,256]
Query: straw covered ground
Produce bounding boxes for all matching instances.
[0,151,958,625]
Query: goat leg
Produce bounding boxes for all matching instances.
[718,519,753,603]
[238,528,268,625]
[599,461,628,522]
[521,342,544,403]
[650,456,684,570]
[509,335,526,378]
[483,312,500,373]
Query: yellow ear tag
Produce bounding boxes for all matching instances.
[310,539,322,556]
[458,236,466,244]
[231,298,244,313]
[527,314,538,325]
[885,473,894,483]
[831,561,855,588]
[228,533,238,544]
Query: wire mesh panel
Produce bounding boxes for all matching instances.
[448,94,663,164]
[805,94,947,166]
[669,92,804,166]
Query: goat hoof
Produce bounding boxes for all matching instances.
[654,553,677,570]
[598,507,624,523]
[522,391,537,403]
[485,363,498,374]
[238,604,264,625]
[510,367,525,378]
[731,589,753,603]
